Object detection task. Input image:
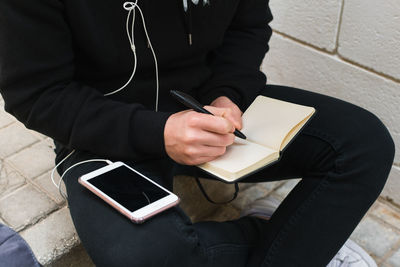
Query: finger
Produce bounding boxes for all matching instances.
[191,156,221,165]
[185,147,227,164]
[224,110,243,130]
[195,131,235,147]
[187,112,235,134]
[198,145,227,157]
[205,105,242,130]
[203,106,231,118]
[230,106,243,129]
[184,144,227,158]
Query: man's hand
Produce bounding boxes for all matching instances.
[164,106,236,165]
[210,96,243,130]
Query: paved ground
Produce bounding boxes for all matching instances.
[0,96,399,266]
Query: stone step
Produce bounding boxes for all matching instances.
[47,245,94,267]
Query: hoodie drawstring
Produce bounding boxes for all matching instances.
[187,4,193,45]
[182,0,193,46]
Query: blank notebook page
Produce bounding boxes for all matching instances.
[202,138,276,174]
[241,96,315,151]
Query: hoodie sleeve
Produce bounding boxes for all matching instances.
[0,0,171,161]
[197,0,273,111]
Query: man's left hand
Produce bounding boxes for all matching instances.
[210,96,243,130]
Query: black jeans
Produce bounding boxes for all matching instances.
[59,85,395,267]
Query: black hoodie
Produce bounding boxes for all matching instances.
[0,0,272,161]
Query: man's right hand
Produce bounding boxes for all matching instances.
[164,106,236,165]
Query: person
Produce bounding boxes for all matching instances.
[0,0,394,266]
[0,223,40,267]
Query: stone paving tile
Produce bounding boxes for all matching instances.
[174,176,226,222]
[0,184,57,230]
[34,171,66,205]
[205,204,240,222]
[239,181,283,193]
[0,160,26,199]
[371,201,400,231]
[20,207,79,266]
[44,137,56,148]
[0,108,15,129]
[238,182,255,191]
[258,181,284,194]
[49,244,94,267]
[26,128,47,141]
[232,184,270,210]
[350,216,400,258]
[6,140,56,179]
[386,247,400,267]
[0,123,39,158]
[273,178,301,198]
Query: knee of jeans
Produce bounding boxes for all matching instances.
[90,210,206,267]
[357,108,394,165]
[341,107,395,193]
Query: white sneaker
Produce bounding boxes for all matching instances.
[240,195,282,220]
[326,239,377,267]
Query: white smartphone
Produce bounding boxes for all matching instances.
[78,161,180,224]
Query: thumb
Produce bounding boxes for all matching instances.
[203,106,232,118]
[204,105,242,130]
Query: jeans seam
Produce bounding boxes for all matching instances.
[171,208,209,261]
[206,243,249,253]
[206,244,249,263]
[302,127,341,152]
[172,209,198,243]
[302,127,346,174]
[262,178,331,266]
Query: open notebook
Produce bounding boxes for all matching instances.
[198,95,316,182]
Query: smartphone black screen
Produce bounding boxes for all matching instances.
[87,165,169,212]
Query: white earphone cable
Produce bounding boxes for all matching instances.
[57,158,113,199]
[104,1,160,112]
[51,1,159,199]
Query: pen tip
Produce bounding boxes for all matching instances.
[235,130,247,139]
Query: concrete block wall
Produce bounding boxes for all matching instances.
[262,0,400,204]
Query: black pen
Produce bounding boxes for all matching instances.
[170,90,247,139]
